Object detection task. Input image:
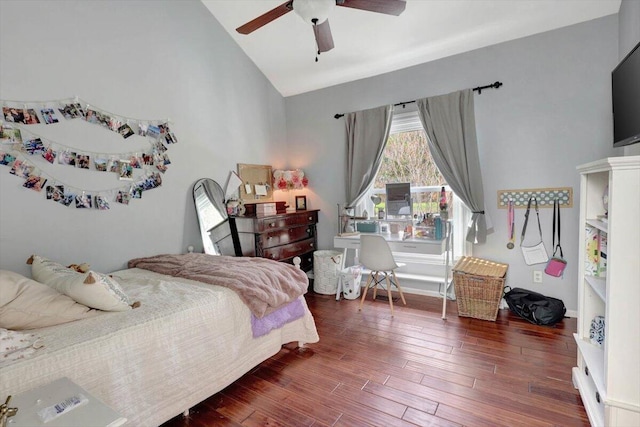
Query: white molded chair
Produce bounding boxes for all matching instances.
[358,234,407,316]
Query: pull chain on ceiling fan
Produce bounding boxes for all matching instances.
[235,0,406,60]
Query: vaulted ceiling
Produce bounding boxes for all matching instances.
[202,0,620,97]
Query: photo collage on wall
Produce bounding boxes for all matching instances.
[0,97,179,210]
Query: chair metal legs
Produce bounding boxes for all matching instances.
[358,269,406,317]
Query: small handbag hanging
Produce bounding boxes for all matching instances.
[545,198,568,277]
[520,197,549,265]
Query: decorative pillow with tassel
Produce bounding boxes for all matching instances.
[28,255,137,312]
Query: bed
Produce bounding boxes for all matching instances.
[0,264,319,426]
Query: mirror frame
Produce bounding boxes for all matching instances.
[193,178,228,255]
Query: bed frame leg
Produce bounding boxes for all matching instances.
[183,409,190,417]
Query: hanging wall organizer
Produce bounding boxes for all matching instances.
[0,97,178,210]
[497,187,573,209]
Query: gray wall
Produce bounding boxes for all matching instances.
[285,15,619,312]
[0,0,287,276]
[0,1,629,314]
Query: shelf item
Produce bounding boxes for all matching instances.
[574,156,640,427]
[232,210,319,272]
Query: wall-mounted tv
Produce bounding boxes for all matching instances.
[612,40,640,148]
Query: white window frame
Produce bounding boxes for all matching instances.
[358,110,470,262]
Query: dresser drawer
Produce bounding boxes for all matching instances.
[282,251,314,271]
[256,211,318,232]
[262,237,316,261]
[260,225,315,249]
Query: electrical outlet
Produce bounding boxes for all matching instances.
[533,271,543,283]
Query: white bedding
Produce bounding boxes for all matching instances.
[0,268,319,426]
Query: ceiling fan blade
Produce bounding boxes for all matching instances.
[337,0,406,16]
[236,1,293,34]
[313,19,334,53]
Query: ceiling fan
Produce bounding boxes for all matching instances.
[236,0,406,59]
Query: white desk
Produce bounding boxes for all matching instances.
[334,229,453,319]
[334,233,446,259]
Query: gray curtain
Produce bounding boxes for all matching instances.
[345,105,393,207]
[416,89,492,244]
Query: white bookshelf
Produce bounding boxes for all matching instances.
[573,156,640,427]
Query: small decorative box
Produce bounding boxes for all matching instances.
[356,221,377,233]
[589,315,605,348]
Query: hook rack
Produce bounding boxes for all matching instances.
[497,187,573,209]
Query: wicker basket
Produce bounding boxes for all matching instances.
[453,256,508,321]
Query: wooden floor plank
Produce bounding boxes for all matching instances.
[161,291,588,427]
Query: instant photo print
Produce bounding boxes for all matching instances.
[118,123,135,139]
[23,138,45,155]
[42,148,57,164]
[76,154,90,169]
[95,195,110,210]
[10,160,33,178]
[58,102,85,119]
[58,151,76,166]
[75,193,92,209]
[23,174,47,192]
[94,158,108,172]
[0,124,22,144]
[116,190,130,205]
[119,160,133,180]
[40,108,59,124]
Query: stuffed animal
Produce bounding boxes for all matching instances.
[67,263,90,273]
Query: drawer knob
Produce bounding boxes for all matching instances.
[308,216,313,221]
[310,243,314,247]
[269,222,275,227]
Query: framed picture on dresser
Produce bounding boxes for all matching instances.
[295,195,307,211]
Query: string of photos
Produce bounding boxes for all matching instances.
[0,97,178,210]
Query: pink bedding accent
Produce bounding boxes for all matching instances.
[128,253,308,318]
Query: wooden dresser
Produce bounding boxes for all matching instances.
[231,210,319,272]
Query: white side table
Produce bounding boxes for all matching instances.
[8,377,126,427]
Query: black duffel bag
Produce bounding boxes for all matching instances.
[503,287,566,326]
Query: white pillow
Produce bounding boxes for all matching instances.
[0,270,98,330]
[30,255,132,312]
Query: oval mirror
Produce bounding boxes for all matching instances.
[193,178,228,255]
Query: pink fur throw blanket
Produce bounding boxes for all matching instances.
[128,253,308,318]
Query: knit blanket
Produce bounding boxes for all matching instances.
[128,253,308,318]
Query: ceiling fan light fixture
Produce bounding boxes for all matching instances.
[293,0,335,25]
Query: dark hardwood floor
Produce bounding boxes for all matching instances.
[161,288,588,427]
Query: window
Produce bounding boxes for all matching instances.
[361,110,470,261]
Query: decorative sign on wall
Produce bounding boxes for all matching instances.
[497,187,573,209]
[0,97,178,210]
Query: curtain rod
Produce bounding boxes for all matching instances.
[333,81,503,119]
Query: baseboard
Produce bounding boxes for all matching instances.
[392,285,447,299]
